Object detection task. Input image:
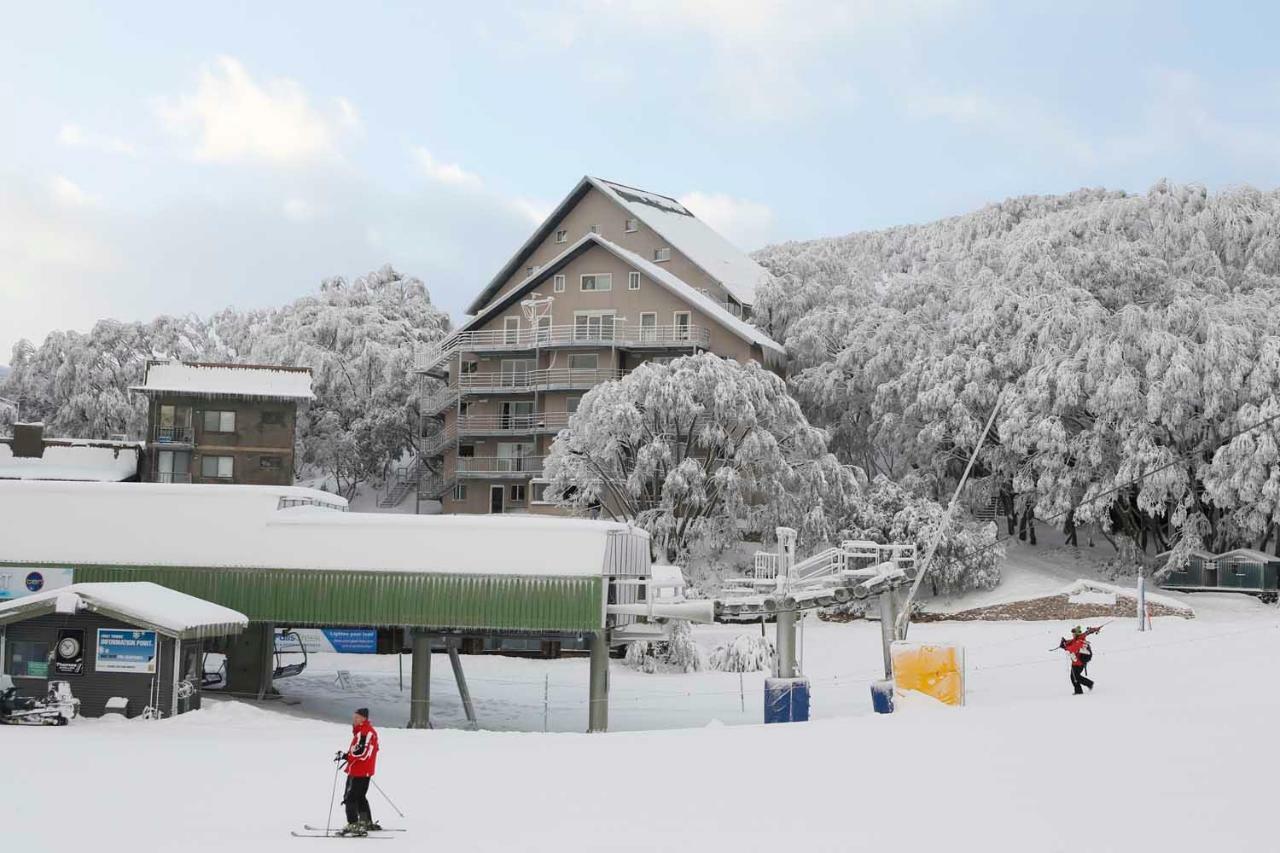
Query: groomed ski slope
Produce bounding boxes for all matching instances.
[3,593,1277,852]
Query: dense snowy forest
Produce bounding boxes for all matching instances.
[0,266,448,497]
[753,181,1280,563]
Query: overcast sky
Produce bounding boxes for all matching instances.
[4,1,1280,360]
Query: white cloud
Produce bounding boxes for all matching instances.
[678,191,776,249]
[48,174,98,208]
[412,146,484,188]
[155,56,356,165]
[509,196,552,226]
[57,123,137,157]
[282,198,319,223]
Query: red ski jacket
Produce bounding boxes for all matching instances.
[345,720,379,777]
[1061,629,1098,666]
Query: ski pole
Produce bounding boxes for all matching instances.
[371,778,406,818]
[325,761,342,836]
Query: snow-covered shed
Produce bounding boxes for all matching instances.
[0,479,650,632]
[1158,547,1280,596]
[0,423,143,482]
[0,582,248,719]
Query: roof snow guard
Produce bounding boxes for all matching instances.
[0,582,249,640]
[130,360,314,401]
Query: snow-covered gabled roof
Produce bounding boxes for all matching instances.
[467,175,770,314]
[0,439,143,482]
[0,480,648,579]
[1214,549,1279,563]
[131,361,314,401]
[0,582,248,640]
[457,233,784,357]
[591,178,770,307]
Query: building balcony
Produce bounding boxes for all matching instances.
[458,367,626,394]
[457,412,572,437]
[415,324,711,373]
[455,456,545,478]
[153,426,194,445]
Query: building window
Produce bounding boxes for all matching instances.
[555,229,568,243]
[653,247,672,262]
[532,482,549,503]
[589,224,600,234]
[580,273,612,292]
[639,312,657,342]
[203,410,236,433]
[452,483,468,501]
[504,317,520,344]
[261,411,284,426]
[566,395,583,413]
[568,353,598,370]
[625,218,639,233]
[574,311,616,341]
[7,640,51,678]
[459,444,475,458]
[553,274,566,293]
[459,401,472,418]
[461,360,479,375]
[200,455,234,479]
[510,483,526,504]
[259,455,283,470]
[628,271,640,291]
[674,311,691,341]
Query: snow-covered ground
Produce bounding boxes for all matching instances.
[4,589,1278,852]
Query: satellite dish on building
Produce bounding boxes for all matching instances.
[520,292,554,324]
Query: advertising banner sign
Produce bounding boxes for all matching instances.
[0,567,74,601]
[289,628,378,654]
[96,629,159,674]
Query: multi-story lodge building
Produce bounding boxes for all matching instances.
[414,176,785,515]
[131,361,313,486]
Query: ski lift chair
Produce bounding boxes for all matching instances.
[272,629,309,679]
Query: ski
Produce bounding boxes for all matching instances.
[291,830,394,839]
[304,825,406,833]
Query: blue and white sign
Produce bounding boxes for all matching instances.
[0,567,73,601]
[96,629,159,674]
[290,628,378,654]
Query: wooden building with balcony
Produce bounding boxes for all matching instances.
[413,177,785,515]
[130,361,313,487]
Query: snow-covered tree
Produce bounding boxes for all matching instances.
[707,633,774,673]
[543,353,860,562]
[756,182,1280,559]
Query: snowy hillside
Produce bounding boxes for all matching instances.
[4,595,1277,851]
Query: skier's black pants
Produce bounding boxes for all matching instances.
[343,776,372,824]
[1070,664,1094,694]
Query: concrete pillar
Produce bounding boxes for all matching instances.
[408,631,432,729]
[775,609,797,678]
[588,631,610,733]
[225,622,274,697]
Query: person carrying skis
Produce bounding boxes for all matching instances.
[334,707,380,836]
[1058,625,1101,695]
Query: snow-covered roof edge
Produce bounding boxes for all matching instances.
[457,233,784,356]
[0,582,249,640]
[130,360,315,401]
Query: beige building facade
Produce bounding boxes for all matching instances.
[415,176,784,515]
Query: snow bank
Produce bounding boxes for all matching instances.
[0,441,142,482]
[1063,579,1193,613]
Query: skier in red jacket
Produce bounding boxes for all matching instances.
[1059,626,1101,694]
[335,707,380,836]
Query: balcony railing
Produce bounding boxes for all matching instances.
[156,472,192,484]
[422,386,459,416]
[416,324,711,372]
[153,426,193,444]
[457,412,572,435]
[456,455,545,477]
[420,421,458,456]
[458,368,626,393]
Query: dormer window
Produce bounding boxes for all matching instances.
[589,224,600,234]
[555,229,568,243]
[624,218,639,233]
[653,247,671,262]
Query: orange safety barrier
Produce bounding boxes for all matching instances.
[890,641,965,706]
